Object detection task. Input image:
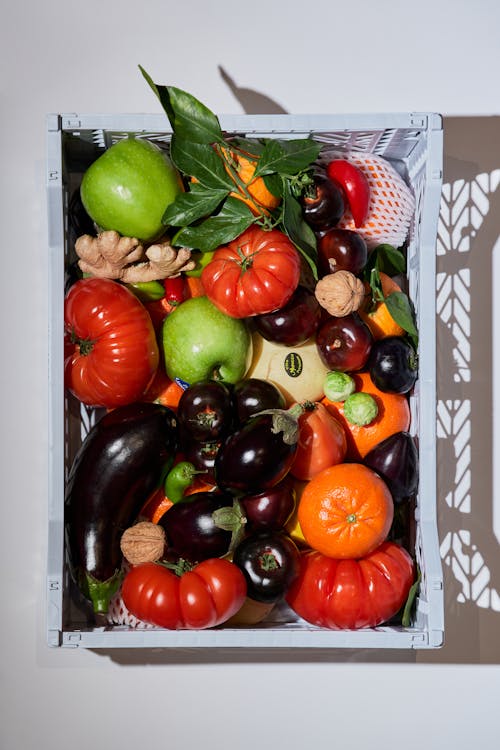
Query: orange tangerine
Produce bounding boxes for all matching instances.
[322,371,410,460]
[359,271,405,339]
[218,146,281,216]
[297,462,394,559]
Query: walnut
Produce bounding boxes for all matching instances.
[314,270,365,317]
[75,230,195,282]
[120,521,166,565]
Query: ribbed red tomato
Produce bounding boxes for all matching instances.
[64,277,159,408]
[121,558,247,629]
[201,225,301,318]
[290,401,347,481]
[286,541,414,629]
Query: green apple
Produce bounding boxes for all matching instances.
[80,136,183,242]
[162,296,252,384]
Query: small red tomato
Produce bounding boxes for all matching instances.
[290,401,347,481]
[121,558,247,629]
[326,159,371,228]
[201,225,301,318]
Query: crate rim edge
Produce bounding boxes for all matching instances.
[46,111,444,650]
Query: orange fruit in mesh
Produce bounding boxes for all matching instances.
[322,371,410,460]
[359,271,405,339]
[297,462,394,559]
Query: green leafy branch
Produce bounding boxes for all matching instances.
[139,65,322,277]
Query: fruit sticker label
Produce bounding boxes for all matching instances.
[284,352,303,378]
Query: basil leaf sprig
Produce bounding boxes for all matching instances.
[139,65,322,277]
[362,243,418,347]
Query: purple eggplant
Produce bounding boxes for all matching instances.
[368,337,418,394]
[232,378,286,425]
[65,402,178,618]
[158,491,246,562]
[177,379,234,442]
[363,431,419,502]
[232,531,301,603]
[214,409,299,494]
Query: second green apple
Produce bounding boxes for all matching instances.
[162,296,253,385]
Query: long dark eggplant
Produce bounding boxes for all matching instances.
[65,402,178,618]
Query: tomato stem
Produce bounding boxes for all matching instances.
[70,328,95,356]
[159,558,194,576]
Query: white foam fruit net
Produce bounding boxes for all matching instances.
[322,150,416,250]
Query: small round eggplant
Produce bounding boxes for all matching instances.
[301,170,345,231]
[177,380,234,442]
[363,431,419,502]
[159,491,246,562]
[232,378,286,425]
[239,478,296,531]
[368,337,418,394]
[232,531,301,603]
[215,410,299,494]
[182,439,221,482]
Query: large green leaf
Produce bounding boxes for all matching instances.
[364,243,407,280]
[228,137,265,156]
[139,66,222,144]
[162,186,229,227]
[172,197,255,251]
[282,182,318,278]
[171,137,234,190]
[253,138,322,178]
[385,291,419,339]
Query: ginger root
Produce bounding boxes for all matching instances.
[315,270,365,317]
[75,230,195,282]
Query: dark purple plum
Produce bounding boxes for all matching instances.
[239,478,296,531]
[318,228,368,276]
[316,313,373,372]
[253,285,322,346]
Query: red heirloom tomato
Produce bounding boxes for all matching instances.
[290,401,347,481]
[201,225,301,318]
[64,278,159,408]
[286,542,414,629]
[121,558,247,629]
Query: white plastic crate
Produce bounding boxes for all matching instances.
[46,111,444,649]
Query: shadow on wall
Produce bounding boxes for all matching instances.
[217,70,500,664]
[421,115,500,665]
[97,73,500,667]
